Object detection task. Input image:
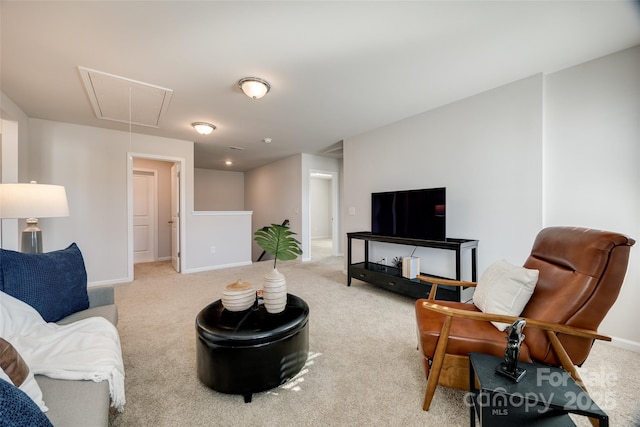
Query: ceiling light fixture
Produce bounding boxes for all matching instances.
[238,77,271,99]
[192,122,216,135]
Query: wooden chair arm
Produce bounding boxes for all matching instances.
[417,275,476,299]
[419,300,611,342]
[417,275,477,288]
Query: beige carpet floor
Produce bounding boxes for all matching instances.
[109,252,640,426]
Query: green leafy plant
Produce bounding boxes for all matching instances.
[254,223,303,269]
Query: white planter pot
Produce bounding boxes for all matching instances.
[263,268,287,314]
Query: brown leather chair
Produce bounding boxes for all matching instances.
[415,226,635,413]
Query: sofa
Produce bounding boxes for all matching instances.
[37,284,119,427]
[0,243,123,427]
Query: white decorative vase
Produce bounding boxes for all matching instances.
[263,268,287,314]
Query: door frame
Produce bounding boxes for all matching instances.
[0,119,20,250]
[170,163,181,272]
[127,153,186,280]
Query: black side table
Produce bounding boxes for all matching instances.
[468,352,608,427]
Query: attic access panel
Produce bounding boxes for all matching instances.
[78,67,173,128]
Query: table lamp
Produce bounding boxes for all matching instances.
[0,181,70,253]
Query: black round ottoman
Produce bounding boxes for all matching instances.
[196,293,309,403]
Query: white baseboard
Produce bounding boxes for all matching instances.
[184,260,252,274]
[610,336,640,353]
[88,277,131,287]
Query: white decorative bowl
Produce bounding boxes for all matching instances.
[222,280,255,312]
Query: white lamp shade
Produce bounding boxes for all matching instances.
[0,183,69,219]
[239,78,270,99]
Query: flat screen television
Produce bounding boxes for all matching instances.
[371,187,446,241]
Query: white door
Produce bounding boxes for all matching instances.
[133,169,157,264]
[170,163,181,272]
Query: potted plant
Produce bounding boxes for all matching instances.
[254,223,303,269]
[254,223,302,313]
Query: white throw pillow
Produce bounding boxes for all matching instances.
[472,259,539,331]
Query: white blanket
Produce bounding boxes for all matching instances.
[0,290,125,411]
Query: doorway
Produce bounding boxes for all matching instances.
[309,170,338,260]
[127,154,185,280]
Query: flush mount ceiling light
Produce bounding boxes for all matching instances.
[238,77,271,99]
[192,122,216,135]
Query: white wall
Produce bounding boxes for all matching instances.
[0,93,31,249]
[194,168,244,211]
[244,153,341,262]
[0,120,20,249]
[22,119,254,280]
[544,45,640,349]
[245,154,303,262]
[344,74,544,281]
[1,92,31,183]
[343,46,640,349]
[187,211,253,271]
[26,119,194,284]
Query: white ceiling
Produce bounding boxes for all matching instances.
[2,1,639,171]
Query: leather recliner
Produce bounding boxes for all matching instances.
[415,226,635,412]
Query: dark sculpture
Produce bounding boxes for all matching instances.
[495,319,527,382]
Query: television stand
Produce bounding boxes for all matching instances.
[346,232,478,301]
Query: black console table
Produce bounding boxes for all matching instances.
[347,232,478,301]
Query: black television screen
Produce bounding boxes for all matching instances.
[371,188,446,241]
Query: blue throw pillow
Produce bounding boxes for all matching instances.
[0,378,53,427]
[0,243,89,322]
